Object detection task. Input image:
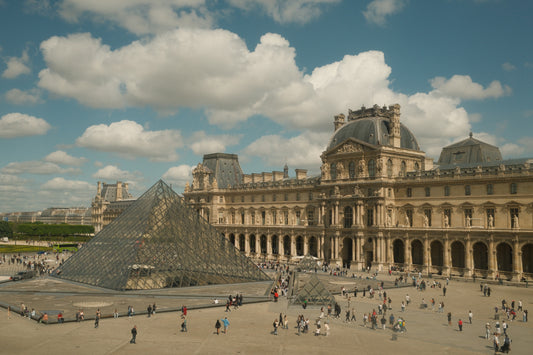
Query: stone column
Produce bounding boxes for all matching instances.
[513,238,522,281]
[443,237,450,276]
[404,237,411,271]
[424,236,430,276]
[267,235,272,256]
[352,237,357,264]
[334,202,339,226]
[318,235,323,259]
[352,205,357,228]
[256,235,261,254]
[303,236,309,256]
[319,202,325,226]
[465,238,472,277]
[488,237,495,280]
[244,234,250,256]
[290,235,296,257]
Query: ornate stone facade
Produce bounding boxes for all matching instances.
[184,104,533,281]
[91,181,135,233]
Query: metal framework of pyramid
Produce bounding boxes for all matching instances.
[53,180,270,290]
[297,254,320,271]
[292,274,336,306]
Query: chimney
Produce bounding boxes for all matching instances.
[295,169,307,180]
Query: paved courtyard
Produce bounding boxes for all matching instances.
[0,270,532,355]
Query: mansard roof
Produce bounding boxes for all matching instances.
[203,153,244,188]
[437,134,502,167]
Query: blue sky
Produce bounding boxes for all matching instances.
[0,0,532,213]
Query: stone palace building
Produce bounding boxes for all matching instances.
[183,104,533,281]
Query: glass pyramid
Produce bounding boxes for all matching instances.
[296,254,320,271]
[292,274,336,306]
[53,180,270,290]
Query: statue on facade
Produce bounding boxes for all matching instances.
[466,215,471,228]
[334,186,340,195]
[321,163,330,180]
[423,215,429,228]
[513,215,519,229]
[358,159,366,174]
[386,213,392,227]
[353,185,361,197]
[488,214,494,228]
[444,214,449,228]
[405,214,410,227]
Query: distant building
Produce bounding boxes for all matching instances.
[183,104,533,282]
[91,181,135,233]
[0,207,91,225]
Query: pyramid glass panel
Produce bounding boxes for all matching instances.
[53,180,270,290]
[292,274,336,306]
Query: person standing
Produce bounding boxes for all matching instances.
[458,319,463,331]
[130,325,137,344]
[222,317,229,334]
[523,309,528,322]
[147,305,152,318]
[468,310,473,324]
[215,319,221,335]
[447,312,452,326]
[273,319,279,335]
[502,320,508,335]
[485,323,491,339]
[95,309,100,328]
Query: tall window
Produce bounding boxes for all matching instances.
[296,192,300,201]
[400,161,406,176]
[367,208,374,226]
[273,194,276,201]
[307,209,315,226]
[261,211,266,225]
[407,187,412,197]
[261,195,265,202]
[272,210,277,225]
[241,211,245,224]
[387,159,393,178]
[284,193,289,201]
[368,159,376,178]
[349,161,356,179]
[251,212,255,225]
[425,187,431,197]
[465,185,471,196]
[231,211,235,224]
[308,192,313,201]
[284,210,289,225]
[218,211,224,224]
[295,210,301,225]
[487,184,493,195]
[444,186,450,196]
[251,195,255,202]
[330,163,337,180]
[344,206,353,228]
[510,183,517,194]
[414,162,420,172]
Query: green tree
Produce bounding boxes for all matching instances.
[0,221,13,238]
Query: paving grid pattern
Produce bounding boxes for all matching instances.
[1,271,532,354]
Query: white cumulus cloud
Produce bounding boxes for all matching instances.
[76,120,183,161]
[162,165,192,189]
[58,0,212,35]
[188,131,242,155]
[2,50,30,79]
[44,150,87,166]
[0,113,51,138]
[0,161,80,175]
[92,165,141,181]
[430,75,512,100]
[502,62,516,71]
[41,177,93,190]
[363,0,406,26]
[228,0,341,24]
[5,88,43,105]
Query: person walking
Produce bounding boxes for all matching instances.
[485,323,491,339]
[443,286,446,296]
[215,319,221,335]
[273,319,279,335]
[447,312,452,326]
[130,325,137,344]
[458,319,463,331]
[147,305,152,318]
[468,310,473,324]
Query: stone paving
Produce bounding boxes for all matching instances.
[0,271,532,354]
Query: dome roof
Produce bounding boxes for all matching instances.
[327,116,420,151]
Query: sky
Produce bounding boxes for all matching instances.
[0,0,532,213]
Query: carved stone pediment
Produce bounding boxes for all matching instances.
[334,142,363,154]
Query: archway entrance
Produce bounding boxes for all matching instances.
[229,234,235,246]
[309,236,318,257]
[260,235,267,255]
[473,242,488,270]
[522,244,533,274]
[393,239,404,264]
[296,236,304,256]
[497,243,513,272]
[362,238,373,269]
[451,241,465,268]
[411,240,424,266]
[249,234,256,253]
[238,234,245,252]
[283,235,291,256]
[430,240,443,267]
[341,237,353,268]
[271,235,279,255]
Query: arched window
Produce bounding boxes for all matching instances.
[414,162,420,172]
[349,161,356,179]
[400,161,406,176]
[368,159,376,178]
[330,163,337,180]
[387,159,393,178]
